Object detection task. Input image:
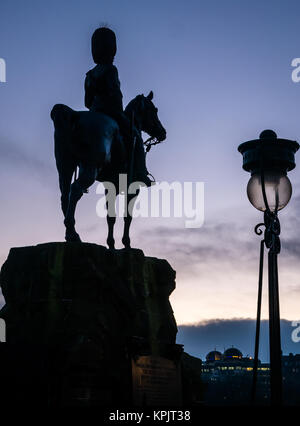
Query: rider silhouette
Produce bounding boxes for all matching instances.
[84,27,152,186]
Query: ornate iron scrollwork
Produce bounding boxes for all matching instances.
[254,210,281,254]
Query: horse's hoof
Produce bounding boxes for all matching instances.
[65,229,82,242]
[122,237,131,249]
[107,238,115,250]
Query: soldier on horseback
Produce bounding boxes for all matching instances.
[84,26,152,187]
[51,26,166,246]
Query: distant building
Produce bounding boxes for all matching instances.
[201,347,270,405]
[282,353,300,405]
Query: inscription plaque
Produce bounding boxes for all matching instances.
[132,355,182,406]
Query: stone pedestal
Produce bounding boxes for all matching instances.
[0,242,182,406]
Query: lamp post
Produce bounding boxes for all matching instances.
[238,130,299,406]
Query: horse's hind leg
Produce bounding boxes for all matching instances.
[105,188,116,249]
[58,163,75,218]
[64,163,98,242]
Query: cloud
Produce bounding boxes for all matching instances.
[0,138,54,179]
[137,221,261,272]
[177,318,300,362]
[133,188,300,290]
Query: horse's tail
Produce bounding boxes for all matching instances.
[51,104,79,157]
[51,104,78,187]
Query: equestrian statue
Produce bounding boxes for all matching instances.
[51,27,166,248]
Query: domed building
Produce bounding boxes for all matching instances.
[223,347,243,360]
[201,347,270,405]
[206,350,222,362]
[202,347,255,375]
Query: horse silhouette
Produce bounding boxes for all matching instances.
[51,91,166,248]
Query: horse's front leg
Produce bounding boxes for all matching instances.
[105,188,116,249]
[64,164,98,242]
[122,190,139,249]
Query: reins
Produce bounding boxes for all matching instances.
[143,136,162,156]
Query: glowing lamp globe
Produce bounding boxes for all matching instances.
[238,130,299,212]
[247,171,292,212]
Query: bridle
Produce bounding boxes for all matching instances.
[141,98,164,155]
[144,136,162,155]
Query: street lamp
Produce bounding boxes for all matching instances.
[238,129,299,406]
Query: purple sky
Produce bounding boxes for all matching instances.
[1,0,300,358]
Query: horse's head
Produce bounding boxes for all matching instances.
[125,91,167,142]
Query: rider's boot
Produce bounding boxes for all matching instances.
[134,136,155,187]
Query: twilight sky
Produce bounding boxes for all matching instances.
[1,0,300,358]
